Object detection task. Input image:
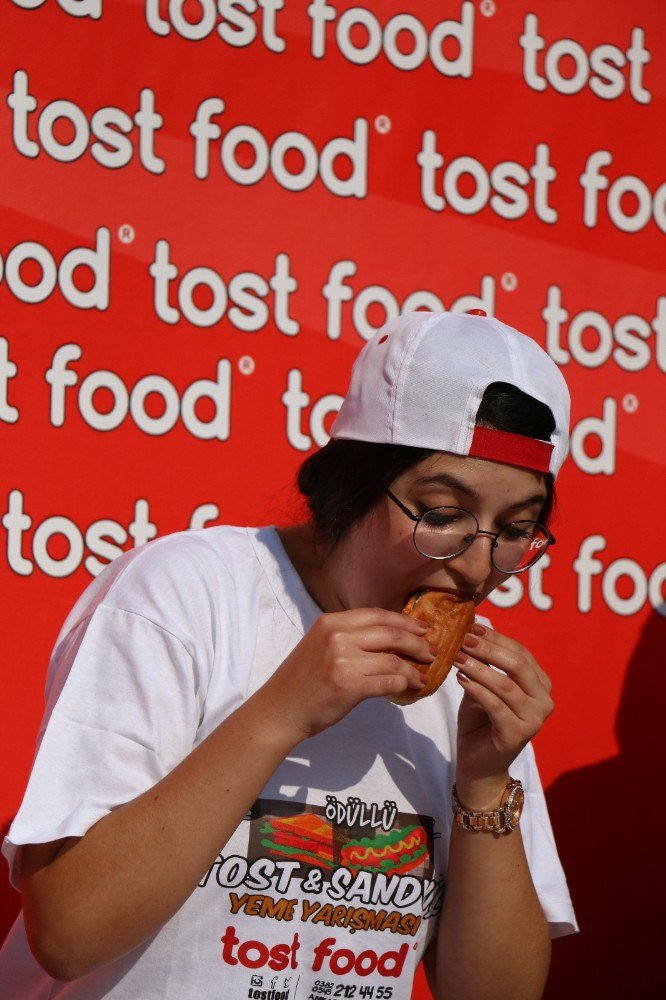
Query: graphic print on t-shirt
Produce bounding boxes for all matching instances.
[199,794,445,997]
[258,810,336,871]
[251,798,434,882]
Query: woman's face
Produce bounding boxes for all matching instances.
[336,451,549,612]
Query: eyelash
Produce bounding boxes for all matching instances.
[414,500,537,529]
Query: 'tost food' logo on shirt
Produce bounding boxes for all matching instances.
[221,925,410,978]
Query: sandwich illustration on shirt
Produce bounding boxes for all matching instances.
[260,812,335,869]
[340,824,429,875]
[259,810,429,876]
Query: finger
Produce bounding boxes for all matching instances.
[321,664,424,707]
[461,627,552,697]
[336,651,428,702]
[360,650,429,688]
[362,668,428,701]
[334,607,430,637]
[456,673,536,745]
[474,625,552,692]
[356,625,437,664]
[454,652,553,724]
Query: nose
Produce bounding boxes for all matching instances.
[445,532,497,588]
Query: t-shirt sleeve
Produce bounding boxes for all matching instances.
[3,603,202,889]
[512,742,578,938]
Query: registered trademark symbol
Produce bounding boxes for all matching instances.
[501,271,518,291]
[480,0,496,16]
[374,115,392,134]
[118,224,135,244]
[622,393,638,413]
[238,356,255,375]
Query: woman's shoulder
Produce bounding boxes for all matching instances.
[110,523,264,583]
[57,525,274,638]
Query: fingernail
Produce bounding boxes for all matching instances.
[415,621,429,632]
[428,644,439,657]
[457,672,469,684]
[462,634,479,649]
[454,651,467,666]
[471,623,486,637]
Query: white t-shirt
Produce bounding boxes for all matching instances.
[0,526,577,999]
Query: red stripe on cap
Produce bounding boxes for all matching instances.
[469,426,553,473]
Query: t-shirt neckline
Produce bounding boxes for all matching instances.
[248,526,322,636]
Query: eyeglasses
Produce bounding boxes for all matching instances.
[385,489,555,574]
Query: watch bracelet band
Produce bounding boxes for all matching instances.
[451,779,523,836]
[455,807,507,833]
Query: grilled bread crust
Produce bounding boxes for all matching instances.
[390,591,476,706]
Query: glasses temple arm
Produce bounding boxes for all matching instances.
[385,489,420,522]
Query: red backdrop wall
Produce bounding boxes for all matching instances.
[1,1,664,996]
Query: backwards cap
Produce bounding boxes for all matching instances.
[330,311,570,478]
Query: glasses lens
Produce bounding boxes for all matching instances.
[493,522,550,573]
[414,507,478,559]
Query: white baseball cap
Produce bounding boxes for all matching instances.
[330,311,570,478]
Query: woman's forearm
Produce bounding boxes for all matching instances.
[21,683,301,982]
[435,621,557,999]
[435,823,551,1000]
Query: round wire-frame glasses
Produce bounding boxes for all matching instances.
[385,489,556,575]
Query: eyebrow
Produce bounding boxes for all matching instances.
[414,473,547,511]
[414,472,480,500]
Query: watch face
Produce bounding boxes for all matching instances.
[506,785,525,829]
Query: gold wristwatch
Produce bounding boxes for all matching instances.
[451,779,524,835]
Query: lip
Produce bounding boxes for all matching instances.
[409,586,480,604]
[439,586,480,603]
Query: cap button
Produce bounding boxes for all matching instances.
[467,309,487,316]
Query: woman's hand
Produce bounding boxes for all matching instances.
[453,623,554,807]
[259,608,435,742]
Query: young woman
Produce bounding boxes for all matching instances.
[0,311,576,999]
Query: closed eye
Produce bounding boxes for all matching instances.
[501,523,537,541]
[423,510,466,528]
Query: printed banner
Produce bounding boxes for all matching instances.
[1,1,663,995]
